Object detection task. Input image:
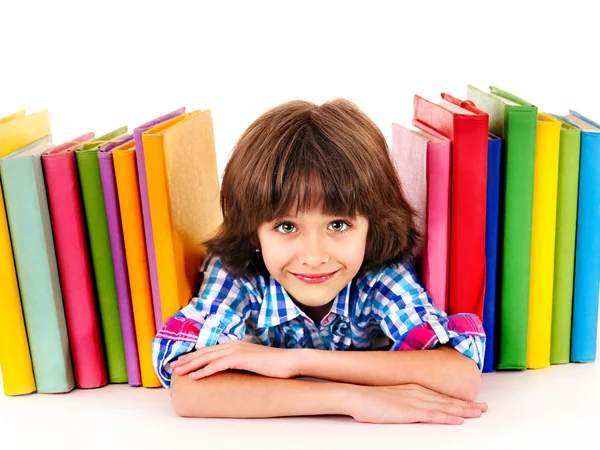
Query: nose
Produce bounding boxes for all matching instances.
[298,232,329,267]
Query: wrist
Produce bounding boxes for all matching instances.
[293,348,315,378]
[320,381,360,417]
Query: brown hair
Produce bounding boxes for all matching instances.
[204,98,419,278]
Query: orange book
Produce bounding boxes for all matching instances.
[113,140,161,388]
[141,110,222,324]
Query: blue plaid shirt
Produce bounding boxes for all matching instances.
[153,255,486,388]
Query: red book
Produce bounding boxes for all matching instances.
[413,93,489,320]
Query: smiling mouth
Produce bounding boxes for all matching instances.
[290,270,339,284]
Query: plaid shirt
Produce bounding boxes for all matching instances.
[153,255,486,388]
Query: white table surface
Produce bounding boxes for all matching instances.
[1,356,599,450]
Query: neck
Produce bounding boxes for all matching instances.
[294,299,334,326]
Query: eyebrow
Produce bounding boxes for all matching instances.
[273,214,357,222]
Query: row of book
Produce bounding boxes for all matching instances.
[0,108,222,395]
[392,86,599,373]
[1,86,598,396]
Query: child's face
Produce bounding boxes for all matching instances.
[256,205,369,309]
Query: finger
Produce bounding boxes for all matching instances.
[428,400,483,419]
[433,391,487,411]
[420,409,465,425]
[173,351,225,375]
[172,344,229,366]
[189,358,232,380]
[410,388,487,412]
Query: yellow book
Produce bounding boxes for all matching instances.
[527,113,561,369]
[142,110,222,325]
[113,140,161,388]
[0,109,22,368]
[0,110,25,125]
[0,109,51,395]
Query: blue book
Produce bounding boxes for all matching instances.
[483,133,503,372]
[563,111,600,362]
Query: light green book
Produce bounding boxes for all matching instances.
[0,135,75,393]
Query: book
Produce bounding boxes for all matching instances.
[390,123,451,312]
[0,110,51,395]
[98,134,142,386]
[413,93,488,321]
[526,113,561,369]
[112,140,162,388]
[1,135,76,393]
[142,110,223,325]
[133,109,186,330]
[466,85,538,370]
[482,133,503,372]
[42,133,108,389]
[547,116,581,364]
[562,111,600,363]
[75,127,129,383]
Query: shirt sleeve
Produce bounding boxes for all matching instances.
[152,255,252,388]
[370,262,486,372]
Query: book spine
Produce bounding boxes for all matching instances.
[42,153,108,388]
[497,107,537,370]
[1,156,74,392]
[526,117,561,369]
[447,114,488,322]
[550,127,581,364]
[571,132,600,362]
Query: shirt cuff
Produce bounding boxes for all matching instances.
[195,314,225,349]
[390,313,486,369]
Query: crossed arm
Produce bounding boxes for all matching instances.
[168,341,486,424]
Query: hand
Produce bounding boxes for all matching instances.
[347,383,488,425]
[170,340,301,380]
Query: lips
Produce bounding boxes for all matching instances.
[290,270,339,284]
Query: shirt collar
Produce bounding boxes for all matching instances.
[256,274,352,328]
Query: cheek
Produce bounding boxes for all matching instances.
[332,232,368,267]
[260,241,291,273]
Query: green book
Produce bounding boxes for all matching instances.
[75,127,128,383]
[467,85,538,370]
[548,116,581,364]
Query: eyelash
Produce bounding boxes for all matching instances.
[273,220,353,234]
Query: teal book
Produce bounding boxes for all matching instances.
[0,136,75,393]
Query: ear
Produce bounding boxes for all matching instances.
[248,232,260,249]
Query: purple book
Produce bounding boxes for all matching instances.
[134,108,186,331]
[98,134,141,386]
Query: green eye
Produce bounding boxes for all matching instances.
[329,220,351,232]
[275,222,296,234]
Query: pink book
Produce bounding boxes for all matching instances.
[391,123,451,312]
[42,133,108,389]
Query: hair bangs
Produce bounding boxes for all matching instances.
[264,132,366,222]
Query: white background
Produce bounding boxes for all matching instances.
[2,0,599,180]
[1,1,599,449]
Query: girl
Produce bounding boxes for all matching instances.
[152,98,487,424]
